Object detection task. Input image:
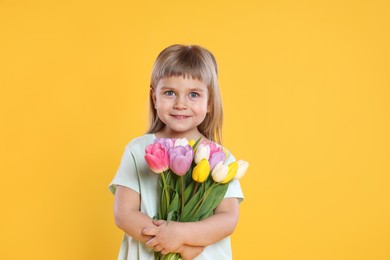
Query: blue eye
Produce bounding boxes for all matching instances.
[164,91,175,96]
[189,92,199,98]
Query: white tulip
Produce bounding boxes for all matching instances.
[234,160,249,180]
[174,138,189,147]
[194,144,210,164]
[211,161,229,182]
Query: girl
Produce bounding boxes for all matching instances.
[109,44,244,260]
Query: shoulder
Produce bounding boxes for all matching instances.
[224,148,236,164]
[124,134,156,154]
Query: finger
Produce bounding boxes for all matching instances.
[154,245,163,252]
[160,249,169,255]
[145,238,159,248]
[153,219,166,226]
[144,239,154,249]
[142,227,159,236]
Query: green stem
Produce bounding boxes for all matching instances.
[181,176,185,218]
[184,183,218,221]
[160,171,170,215]
[192,182,199,196]
[194,183,219,216]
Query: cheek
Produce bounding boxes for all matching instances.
[155,107,167,123]
[155,104,166,115]
[155,101,171,119]
[194,105,209,116]
[155,98,167,109]
[201,100,210,112]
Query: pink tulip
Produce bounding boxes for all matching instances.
[169,145,194,176]
[202,141,223,157]
[208,142,221,156]
[144,142,170,173]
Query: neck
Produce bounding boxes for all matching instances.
[155,128,206,141]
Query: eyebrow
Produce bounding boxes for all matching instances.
[159,86,206,92]
[189,88,205,92]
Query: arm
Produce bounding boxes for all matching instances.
[143,197,239,250]
[113,185,155,243]
[114,185,205,258]
[182,197,239,246]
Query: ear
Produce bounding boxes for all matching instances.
[207,102,212,113]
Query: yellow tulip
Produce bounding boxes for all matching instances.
[192,158,210,183]
[223,148,229,158]
[221,161,238,184]
[188,139,196,147]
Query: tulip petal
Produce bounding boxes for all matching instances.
[209,151,226,170]
[145,154,164,173]
[235,160,249,180]
[170,155,191,176]
[144,142,169,173]
[221,161,238,183]
[192,159,210,183]
[174,138,189,147]
[211,161,228,182]
[194,144,210,164]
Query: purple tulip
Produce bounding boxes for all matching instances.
[208,151,226,170]
[154,138,175,150]
[169,145,194,176]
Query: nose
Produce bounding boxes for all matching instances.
[173,96,187,109]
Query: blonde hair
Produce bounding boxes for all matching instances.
[147,44,223,144]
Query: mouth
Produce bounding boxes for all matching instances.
[171,115,191,119]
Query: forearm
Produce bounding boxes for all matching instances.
[181,212,237,246]
[142,198,239,252]
[114,185,155,243]
[115,209,155,243]
[181,197,239,247]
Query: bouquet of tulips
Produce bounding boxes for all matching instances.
[144,138,248,260]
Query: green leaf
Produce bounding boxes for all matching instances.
[198,183,229,220]
[159,178,167,218]
[167,211,174,222]
[192,137,202,150]
[168,192,180,214]
[204,174,213,190]
[184,163,195,186]
[181,189,203,221]
[183,181,195,204]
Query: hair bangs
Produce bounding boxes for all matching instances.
[156,63,212,87]
[151,45,215,88]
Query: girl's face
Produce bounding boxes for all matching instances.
[153,76,210,140]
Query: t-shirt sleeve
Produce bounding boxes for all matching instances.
[223,150,244,202]
[108,143,140,195]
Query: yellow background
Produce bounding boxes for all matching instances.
[1,0,389,259]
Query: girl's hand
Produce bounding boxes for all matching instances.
[177,245,205,260]
[143,220,184,253]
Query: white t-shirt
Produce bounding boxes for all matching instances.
[109,134,244,260]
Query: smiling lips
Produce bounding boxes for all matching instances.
[171,115,191,119]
